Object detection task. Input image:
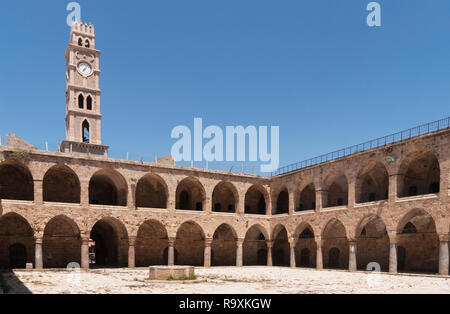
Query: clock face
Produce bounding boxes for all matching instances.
[78,62,92,76]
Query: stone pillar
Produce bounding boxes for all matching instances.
[204,238,213,267]
[316,238,323,270]
[389,241,398,274]
[128,237,136,268]
[289,238,297,268]
[127,183,136,209]
[81,237,90,269]
[439,237,449,276]
[316,190,327,212]
[237,192,245,214]
[389,174,401,203]
[33,180,43,205]
[168,237,176,266]
[288,190,295,215]
[349,241,357,271]
[266,241,273,266]
[35,237,43,269]
[348,180,356,209]
[80,180,89,207]
[236,239,244,267]
[266,198,272,216]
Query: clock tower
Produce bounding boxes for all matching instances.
[60,21,109,156]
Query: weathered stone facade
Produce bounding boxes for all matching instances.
[0,21,449,276]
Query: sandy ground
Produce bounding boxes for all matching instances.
[2,267,450,294]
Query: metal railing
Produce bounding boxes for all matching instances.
[271,117,450,177]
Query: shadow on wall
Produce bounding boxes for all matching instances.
[0,271,32,294]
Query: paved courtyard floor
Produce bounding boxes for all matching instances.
[2,267,450,294]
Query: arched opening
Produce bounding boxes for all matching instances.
[272,225,290,266]
[0,161,34,201]
[43,216,81,268]
[86,96,92,110]
[43,165,80,203]
[356,161,389,203]
[82,120,90,143]
[78,38,83,46]
[211,224,237,266]
[243,225,268,265]
[396,209,439,273]
[296,183,316,211]
[78,94,84,109]
[322,219,348,269]
[244,184,267,215]
[174,221,205,266]
[135,174,168,209]
[0,213,34,269]
[89,169,128,206]
[135,220,168,267]
[212,181,238,213]
[398,150,440,197]
[85,39,90,48]
[324,173,348,208]
[295,224,316,268]
[175,177,205,211]
[356,215,389,271]
[90,218,128,268]
[273,187,289,215]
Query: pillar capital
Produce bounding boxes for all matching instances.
[235,238,244,246]
[288,237,297,248]
[168,237,176,246]
[128,236,137,246]
[204,238,213,247]
[266,240,274,248]
[438,233,450,242]
[34,237,43,245]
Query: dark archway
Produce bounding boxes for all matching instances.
[272,225,289,266]
[135,174,168,209]
[322,219,348,269]
[396,209,439,273]
[212,182,238,213]
[174,221,205,266]
[295,224,316,268]
[356,215,389,271]
[243,225,268,265]
[43,165,80,203]
[398,150,440,197]
[43,216,81,268]
[0,213,34,269]
[90,218,128,267]
[356,161,389,203]
[245,184,267,215]
[273,187,289,215]
[211,224,237,266]
[175,177,205,211]
[135,220,168,267]
[325,174,348,208]
[0,161,34,201]
[296,183,316,211]
[89,169,128,206]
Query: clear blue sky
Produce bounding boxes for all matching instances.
[0,0,449,172]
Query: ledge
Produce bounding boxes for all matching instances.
[321,206,348,213]
[293,210,316,216]
[354,200,387,208]
[395,194,439,203]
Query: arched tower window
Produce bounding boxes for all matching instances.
[78,94,84,109]
[85,39,90,48]
[86,96,92,110]
[82,120,90,143]
[78,38,83,46]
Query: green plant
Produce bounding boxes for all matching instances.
[11,149,29,161]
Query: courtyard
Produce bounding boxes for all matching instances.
[1,267,450,294]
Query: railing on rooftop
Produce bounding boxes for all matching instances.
[271,117,450,177]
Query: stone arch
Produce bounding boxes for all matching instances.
[243,224,269,265]
[43,215,81,268]
[175,177,206,211]
[397,149,440,197]
[295,181,316,211]
[135,219,168,267]
[90,217,129,267]
[211,223,237,266]
[294,222,317,268]
[323,171,348,208]
[0,160,34,201]
[174,220,205,266]
[244,184,268,215]
[89,169,128,206]
[355,215,389,271]
[322,218,349,269]
[211,181,238,213]
[272,224,290,266]
[0,213,34,269]
[43,164,81,203]
[135,173,168,209]
[272,185,289,215]
[356,160,389,203]
[395,209,439,273]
